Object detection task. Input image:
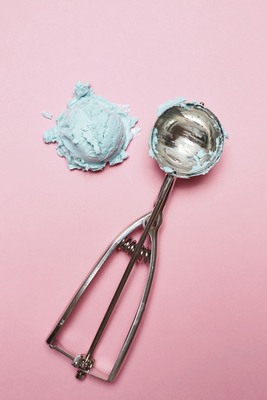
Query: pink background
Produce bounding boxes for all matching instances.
[1,1,267,399]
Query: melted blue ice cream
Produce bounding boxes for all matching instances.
[43,81,139,171]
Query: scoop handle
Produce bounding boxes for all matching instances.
[47,174,176,382]
[85,174,176,362]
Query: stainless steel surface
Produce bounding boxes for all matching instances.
[46,103,225,382]
[151,104,224,178]
[76,370,86,381]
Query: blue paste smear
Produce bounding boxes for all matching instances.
[43,81,140,171]
[42,111,53,120]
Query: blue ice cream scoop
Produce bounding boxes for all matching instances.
[43,81,139,171]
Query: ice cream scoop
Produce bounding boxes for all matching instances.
[46,99,227,382]
[43,81,139,171]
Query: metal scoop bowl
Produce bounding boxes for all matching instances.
[150,102,225,178]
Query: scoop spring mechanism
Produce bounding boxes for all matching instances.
[118,237,151,263]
